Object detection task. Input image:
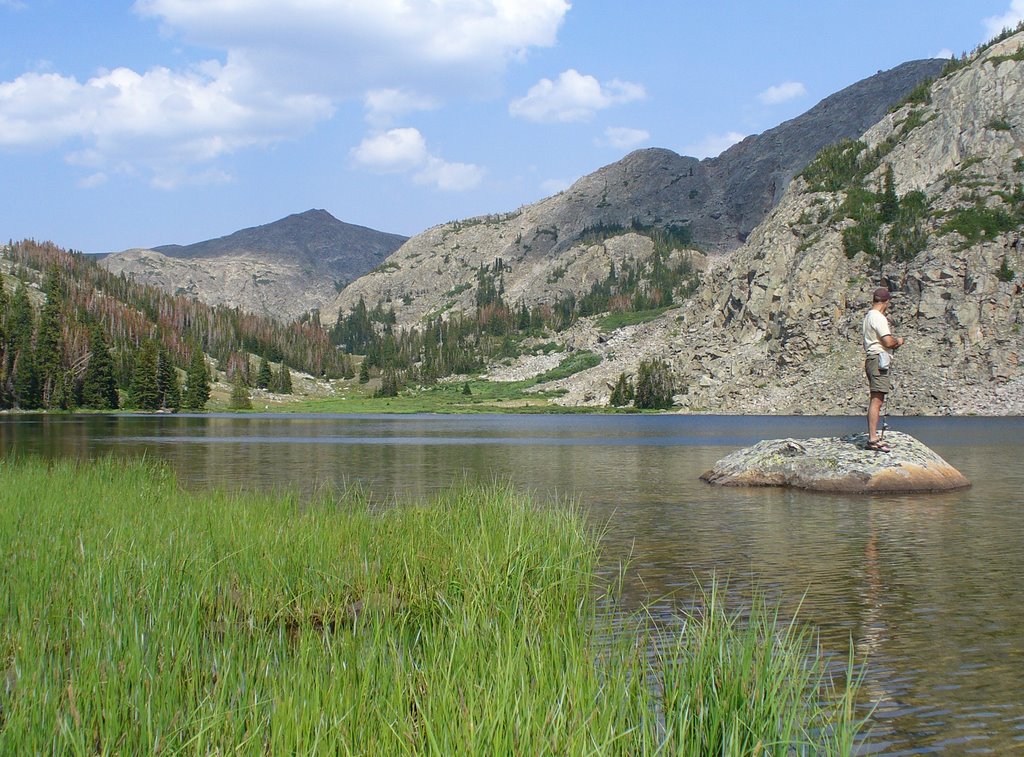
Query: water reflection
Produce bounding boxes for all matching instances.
[2,413,1023,754]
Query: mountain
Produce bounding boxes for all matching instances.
[101,210,407,322]
[330,59,946,326]
[1,238,353,411]
[528,31,1024,415]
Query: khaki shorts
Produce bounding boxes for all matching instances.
[865,355,892,395]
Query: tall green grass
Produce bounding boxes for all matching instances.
[0,457,865,754]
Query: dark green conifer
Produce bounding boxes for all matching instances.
[81,323,119,409]
[229,376,252,410]
[634,358,675,410]
[36,271,65,408]
[275,363,293,394]
[609,372,634,407]
[256,356,273,389]
[880,164,899,223]
[127,340,161,410]
[156,344,180,410]
[358,359,370,384]
[8,285,41,409]
[182,348,211,411]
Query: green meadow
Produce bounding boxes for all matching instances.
[0,457,864,754]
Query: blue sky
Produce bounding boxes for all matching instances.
[1,1,1022,253]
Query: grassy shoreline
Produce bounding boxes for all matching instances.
[1,457,864,753]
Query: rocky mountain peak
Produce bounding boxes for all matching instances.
[101,209,406,322]
[545,32,1024,415]
[330,58,946,328]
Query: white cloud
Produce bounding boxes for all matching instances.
[509,69,646,123]
[599,126,649,150]
[364,89,438,127]
[134,0,570,93]
[757,81,807,105]
[682,131,746,159]
[1,1,569,187]
[982,0,1024,40]
[351,128,429,173]
[0,61,332,186]
[351,127,483,191]
[77,172,108,189]
[934,48,955,60]
[414,157,485,192]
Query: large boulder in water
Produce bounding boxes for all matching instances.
[700,431,969,493]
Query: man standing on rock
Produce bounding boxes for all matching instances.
[863,287,904,452]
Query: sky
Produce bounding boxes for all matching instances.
[2,1,1023,253]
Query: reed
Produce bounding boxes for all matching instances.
[0,457,865,754]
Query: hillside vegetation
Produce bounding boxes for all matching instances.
[0,240,349,411]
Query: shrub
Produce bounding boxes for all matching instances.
[801,140,867,192]
[941,205,1017,245]
[997,257,1016,282]
[634,358,674,409]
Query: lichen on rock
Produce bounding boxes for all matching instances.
[700,431,970,493]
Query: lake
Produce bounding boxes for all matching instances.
[2,412,1022,754]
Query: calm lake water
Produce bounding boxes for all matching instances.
[2,412,1023,754]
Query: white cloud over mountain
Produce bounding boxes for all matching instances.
[509,69,646,123]
[982,0,1024,39]
[0,0,568,188]
[599,127,650,150]
[757,81,807,105]
[351,127,484,191]
[682,131,746,160]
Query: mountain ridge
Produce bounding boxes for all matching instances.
[101,209,406,322]
[330,58,947,326]
[534,32,1024,414]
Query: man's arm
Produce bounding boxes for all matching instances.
[881,334,904,349]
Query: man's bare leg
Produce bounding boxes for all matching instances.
[867,391,885,442]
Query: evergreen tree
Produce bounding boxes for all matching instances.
[8,285,41,409]
[374,367,400,398]
[81,322,119,409]
[182,348,211,411]
[331,296,376,353]
[609,372,635,407]
[880,164,899,223]
[634,358,675,410]
[275,363,293,394]
[156,344,181,410]
[127,340,161,410]
[256,356,273,389]
[11,347,42,410]
[229,376,252,410]
[358,359,370,384]
[0,279,8,409]
[35,269,66,408]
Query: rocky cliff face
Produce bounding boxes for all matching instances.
[101,210,406,322]
[540,33,1024,415]
[331,60,945,326]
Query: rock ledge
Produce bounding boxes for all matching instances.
[700,431,970,493]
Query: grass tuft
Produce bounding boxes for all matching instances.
[0,457,866,754]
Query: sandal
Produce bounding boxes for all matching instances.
[865,440,891,453]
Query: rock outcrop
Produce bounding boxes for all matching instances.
[700,431,970,493]
[530,32,1024,416]
[331,60,945,327]
[101,210,406,322]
